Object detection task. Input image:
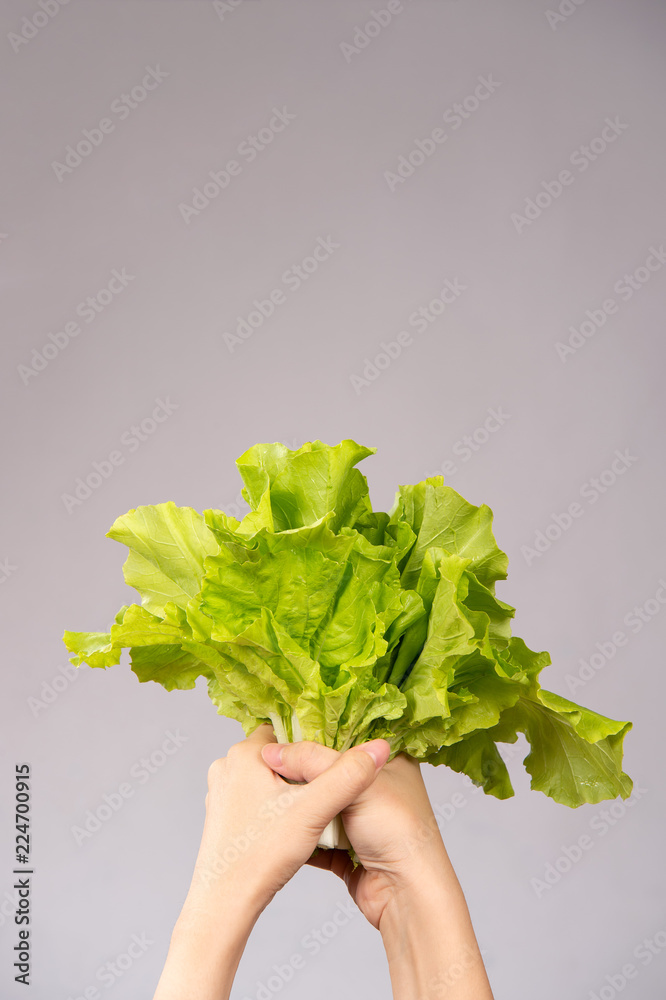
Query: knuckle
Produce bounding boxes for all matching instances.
[342,750,375,786]
[223,740,248,766]
[206,757,227,790]
[286,740,341,783]
[279,739,309,769]
[298,741,322,768]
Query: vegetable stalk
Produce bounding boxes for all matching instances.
[269,712,351,850]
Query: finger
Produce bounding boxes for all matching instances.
[306,848,353,882]
[245,723,278,747]
[262,740,340,783]
[293,740,390,830]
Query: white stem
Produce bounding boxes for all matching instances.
[291,712,303,742]
[317,813,351,851]
[268,712,289,744]
[268,711,350,851]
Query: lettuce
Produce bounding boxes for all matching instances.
[63,439,632,810]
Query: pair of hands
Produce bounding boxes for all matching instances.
[156,726,494,1000]
[189,724,447,931]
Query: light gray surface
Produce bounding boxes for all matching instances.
[1,1,665,997]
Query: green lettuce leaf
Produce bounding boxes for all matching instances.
[62,438,633,811]
[107,501,219,615]
[492,687,633,807]
[236,439,376,532]
[430,731,515,800]
[390,478,508,591]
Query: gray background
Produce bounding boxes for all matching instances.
[1,0,665,997]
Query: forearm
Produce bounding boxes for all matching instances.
[152,887,263,1000]
[379,865,493,1000]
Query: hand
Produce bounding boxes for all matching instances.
[261,740,494,1000]
[153,725,391,1000]
[260,740,447,929]
[188,724,391,914]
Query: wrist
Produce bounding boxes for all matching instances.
[187,833,280,915]
[379,873,492,1000]
[153,891,260,1000]
[177,861,271,939]
[384,821,458,896]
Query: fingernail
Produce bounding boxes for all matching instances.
[359,739,389,769]
[263,744,283,766]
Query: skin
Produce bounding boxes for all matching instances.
[153,725,494,1000]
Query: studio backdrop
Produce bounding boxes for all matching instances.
[1,1,664,998]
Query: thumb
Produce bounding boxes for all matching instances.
[292,740,390,831]
[261,739,339,783]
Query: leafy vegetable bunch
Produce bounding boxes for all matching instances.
[64,439,632,817]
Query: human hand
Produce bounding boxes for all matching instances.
[182,724,391,922]
[153,725,391,1000]
[260,740,448,929]
[260,741,494,999]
